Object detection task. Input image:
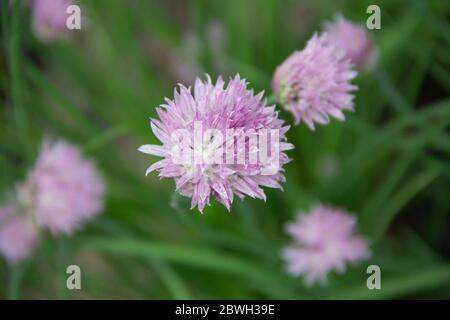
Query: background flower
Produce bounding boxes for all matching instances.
[283,204,370,285]
[31,0,72,41]
[272,33,357,129]
[20,140,105,235]
[0,205,39,265]
[324,14,378,71]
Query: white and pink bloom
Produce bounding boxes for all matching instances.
[282,204,370,285]
[19,140,105,235]
[139,74,293,212]
[0,205,39,265]
[324,14,378,71]
[272,33,357,129]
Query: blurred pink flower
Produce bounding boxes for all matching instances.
[0,205,39,265]
[139,74,293,212]
[324,14,378,71]
[282,204,370,285]
[20,140,104,235]
[31,0,72,41]
[272,33,357,129]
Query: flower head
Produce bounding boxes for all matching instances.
[31,0,72,41]
[0,205,39,265]
[272,33,357,129]
[20,140,105,235]
[324,14,378,71]
[139,74,293,212]
[282,204,370,285]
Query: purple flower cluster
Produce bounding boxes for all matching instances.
[324,14,378,71]
[282,204,370,285]
[272,14,377,129]
[0,140,104,264]
[21,140,105,235]
[139,75,293,212]
[272,33,357,129]
[0,205,39,265]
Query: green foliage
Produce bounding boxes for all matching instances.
[0,0,449,299]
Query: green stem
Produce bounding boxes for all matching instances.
[372,166,442,240]
[375,67,411,114]
[7,264,22,300]
[84,125,129,153]
[77,236,300,299]
[1,0,9,47]
[150,260,191,300]
[57,238,70,300]
[9,0,31,163]
[329,264,450,299]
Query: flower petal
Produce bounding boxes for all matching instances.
[138,144,166,156]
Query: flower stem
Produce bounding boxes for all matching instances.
[57,237,70,299]
[9,0,32,164]
[7,264,22,300]
[150,260,191,300]
[84,125,129,153]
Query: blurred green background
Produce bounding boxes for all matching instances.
[1,0,450,299]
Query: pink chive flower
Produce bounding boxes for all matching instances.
[282,204,370,285]
[19,140,105,235]
[272,33,357,130]
[31,0,72,41]
[0,205,39,265]
[139,74,293,212]
[324,14,378,71]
